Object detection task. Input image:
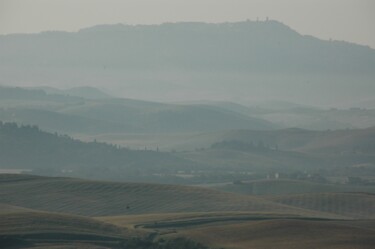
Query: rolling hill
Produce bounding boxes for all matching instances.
[173,128,375,181]
[165,126,375,155]
[0,107,137,134]
[58,98,277,133]
[210,126,375,154]
[0,86,277,134]
[269,192,375,219]
[0,122,201,183]
[213,179,375,196]
[0,174,330,218]
[2,120,374,184]
[0,211,125,238]
[1,174,375,248]
[205,100,375,130]
[166,219,375,249]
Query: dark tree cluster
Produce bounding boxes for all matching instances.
[0,122,196,181]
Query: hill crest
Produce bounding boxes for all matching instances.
[1,20,374,106]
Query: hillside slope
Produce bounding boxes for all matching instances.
[0,211,125,237]
[172,127,375,154]
[214,179,375,196]
[168,219,375,249]
[0,174,328,217]
[0,86,277,133]
[269,192,375,219]
[0,122,198,182]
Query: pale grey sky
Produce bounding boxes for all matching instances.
[0,0,374,48]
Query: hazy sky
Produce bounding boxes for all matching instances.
[0,0,374,48]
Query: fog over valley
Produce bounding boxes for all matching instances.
[1,1,375,249]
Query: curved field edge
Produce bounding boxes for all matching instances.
[98,211,343,230]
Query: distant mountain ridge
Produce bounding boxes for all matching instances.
[1,20,374,106]
[2,20,373,73]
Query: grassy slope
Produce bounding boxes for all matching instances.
[99,211,316,229]
[214,179,375,195]
[167,219,375,249]
[0,211,125,237]
[0,203,35,214]
[269,192,375,219]
[0,201,128,238]
[1,175,375,249]
[0,208,143,249]
[0,174,328,218]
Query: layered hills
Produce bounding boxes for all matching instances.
[1,21,374,106]
[1,18,375,249]
[0,86,277,134]
[1,118,375,184]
